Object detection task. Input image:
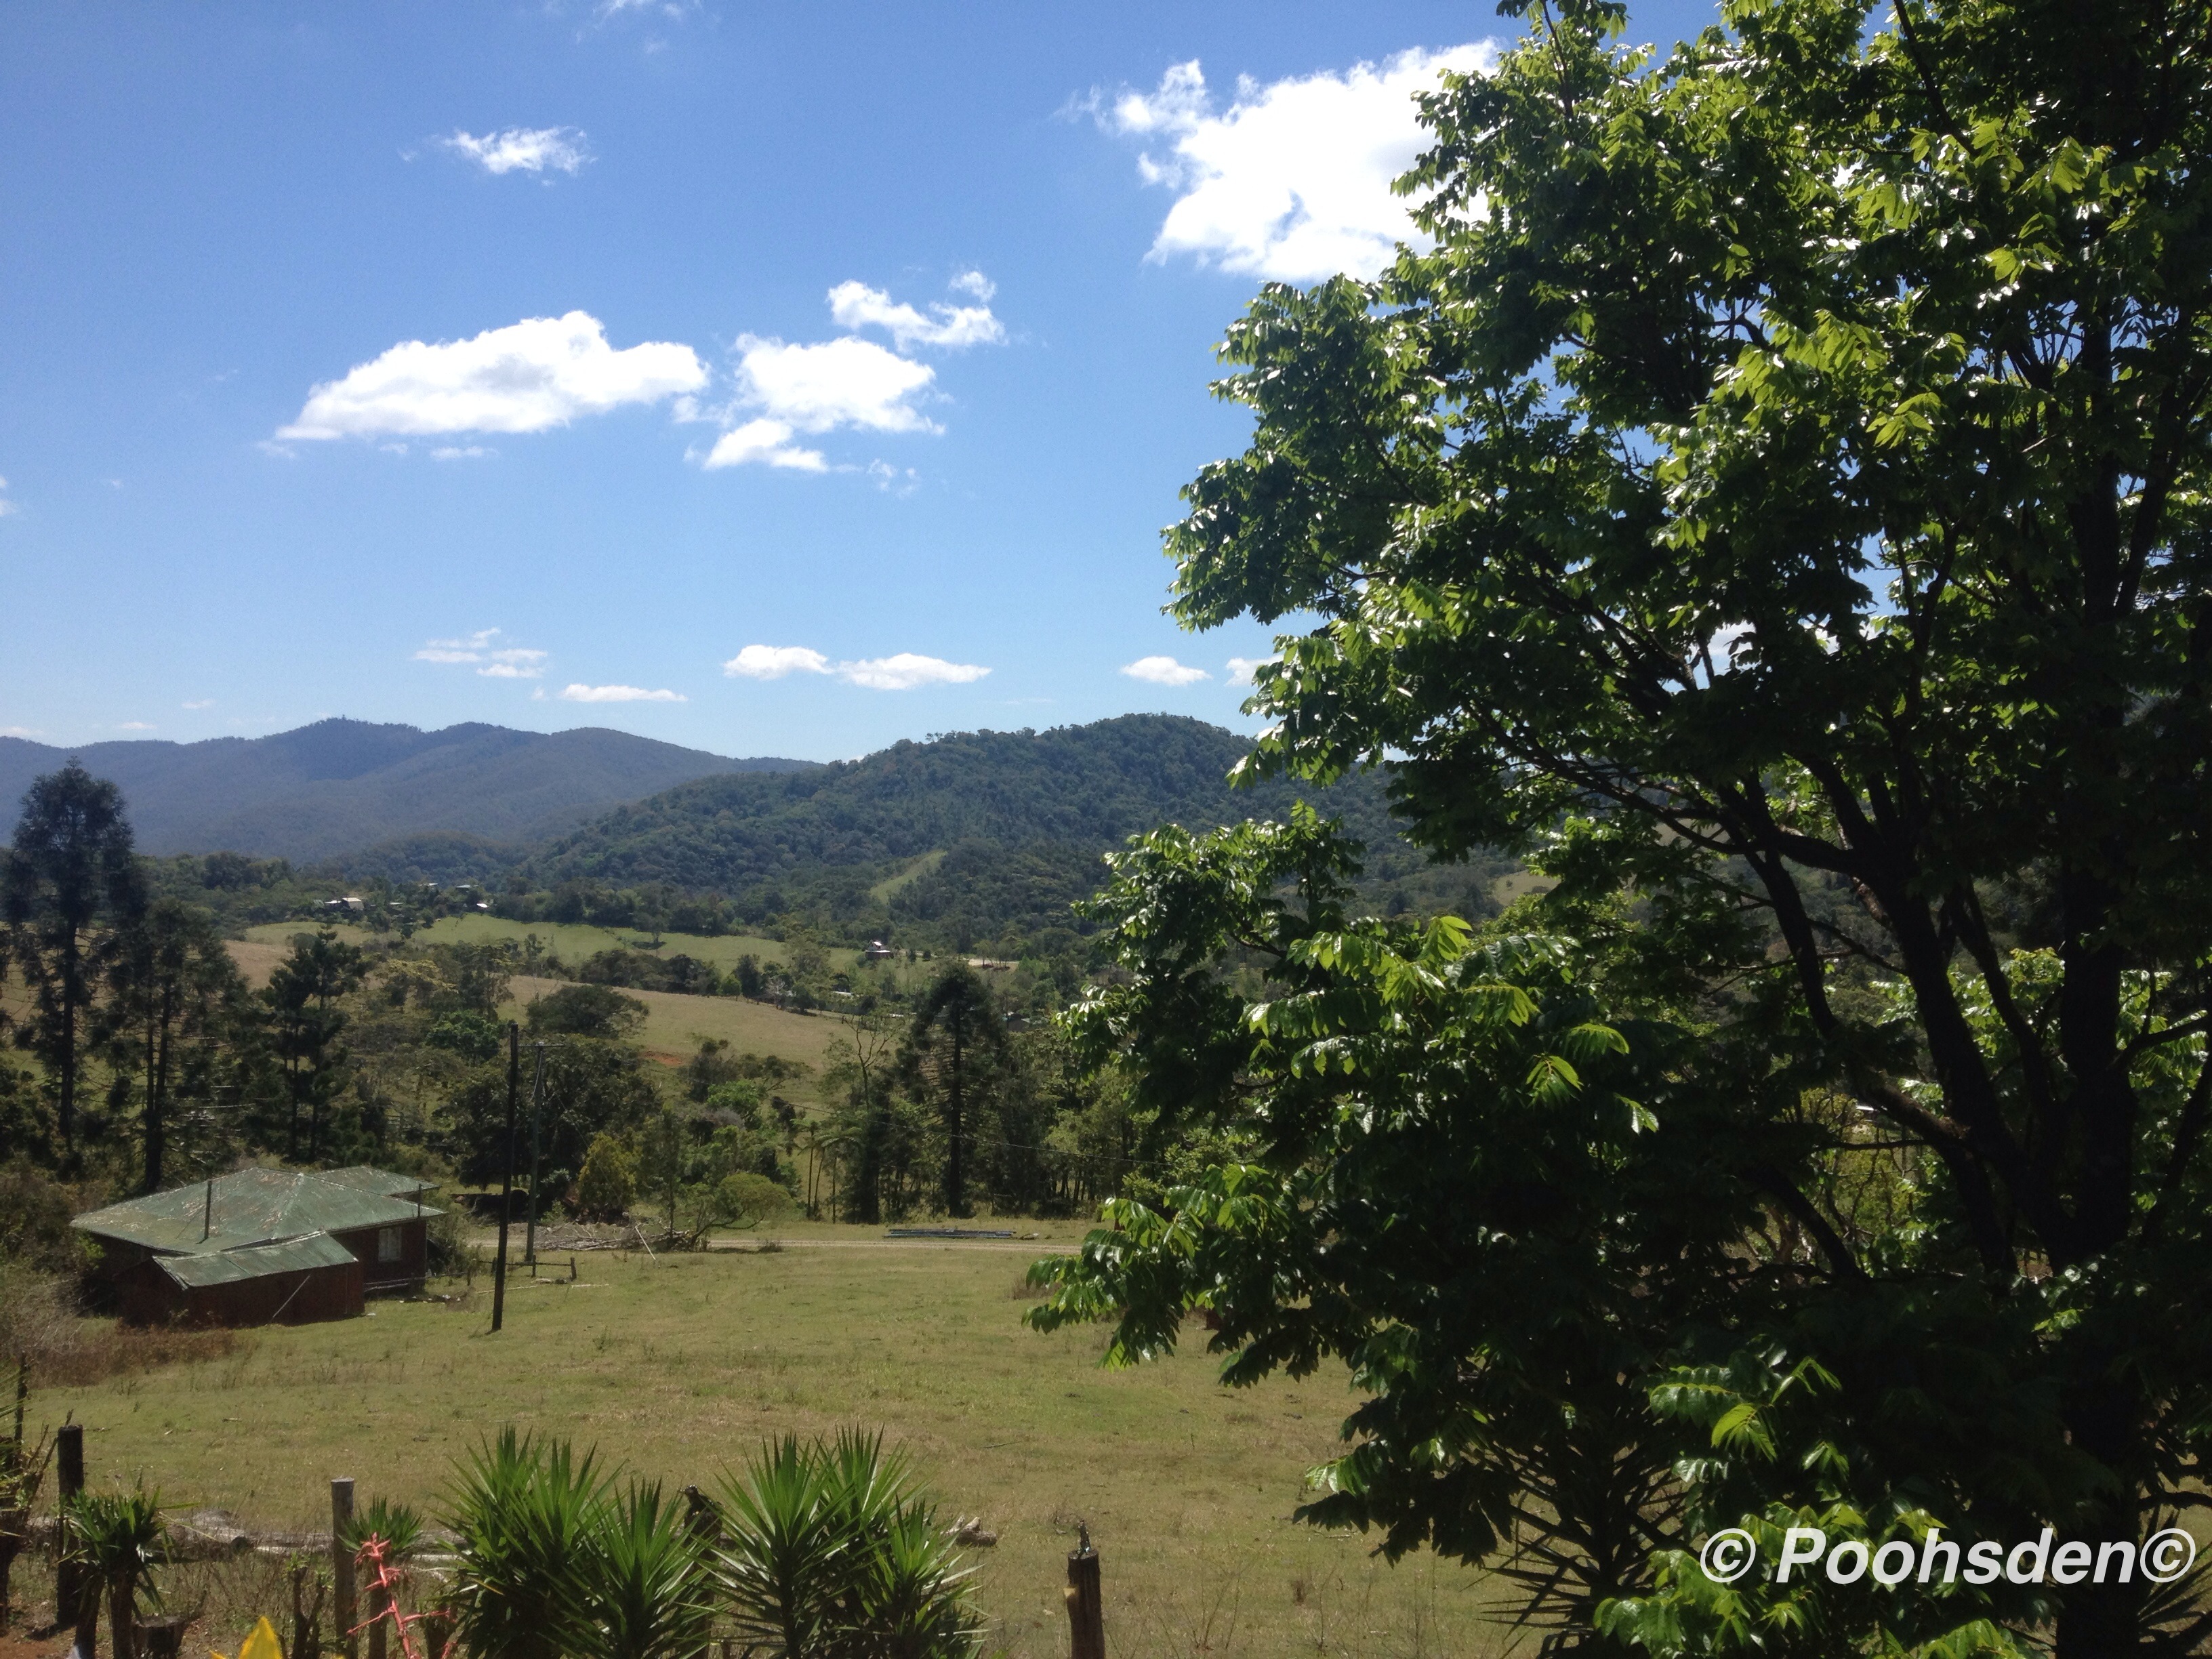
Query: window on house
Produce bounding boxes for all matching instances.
[377,1227,402,1263]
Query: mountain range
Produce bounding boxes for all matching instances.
[0,720,808,863]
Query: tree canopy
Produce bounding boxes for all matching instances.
[1036,0,2212,1652]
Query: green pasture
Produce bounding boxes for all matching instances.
[43,1240,1502,1659]
[240,916,861,973]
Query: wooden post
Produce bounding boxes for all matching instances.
[491,1024,519,1334]
[524,1043,545,1267]
[1064,1525,1103,1659]
[55,1423,85,1650]
[330,1478,356,1659]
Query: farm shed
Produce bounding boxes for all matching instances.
[116,1231,364,1328]
[74,1165,444,1324]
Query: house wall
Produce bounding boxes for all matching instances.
[330,1218,429,1293]
[118,1258,363,1328]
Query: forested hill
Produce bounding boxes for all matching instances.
[520,716,1509,947]
[0,720,808,862]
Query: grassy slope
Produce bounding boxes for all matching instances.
[239,916,855,972]
[43,1243,1502,1659]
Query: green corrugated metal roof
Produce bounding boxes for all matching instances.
[156,1230,358,1289]
[315,1166,440,1197]
[72,1166,443,1255]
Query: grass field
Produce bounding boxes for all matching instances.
[241,916,863,974]
[39,1238,1506,1659]
[499,973,850,1094]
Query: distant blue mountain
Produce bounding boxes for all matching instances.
[0,719,812,863]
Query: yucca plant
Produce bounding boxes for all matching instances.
[66,1485,167,1659]
[714,1431,981,1659]
[714,1435,848,1659]
[579,1482,715,1659]
[445,1431,606,1659]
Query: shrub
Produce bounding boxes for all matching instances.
[525,985,647,1041]
[574,1135,636,1221]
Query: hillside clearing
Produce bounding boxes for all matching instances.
[498,972,848,1090]
[38,1240,1507,1659]
[239,917,855,973]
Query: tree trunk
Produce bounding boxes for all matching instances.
[946,1014,966,1217]
[58,926,80,1158]
[108,1571,135,1659]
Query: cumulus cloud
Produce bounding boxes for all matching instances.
[701,419,827,472]
[1225,655,1273,686]
[414,628,548,678]
[721,644,989,690]
[724,644,832,679]
[0,476,15,516]
[827,281,1005,352]
[0,726,37,739]
[279,312,705,441]
[699,276,1005,471]
[441,127,590,176]
[839,653,989,691]
[1101,45,1493,282]
[183,699,215,710]
[117,721,156,731]
[733,335,937,434]
[557,683,686,703]
[432,446,491,461]
[1122,655,1211,687]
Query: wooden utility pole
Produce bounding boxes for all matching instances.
[524,1042,545,1267]
[330,1477,356,1659]
[491,1023,518,1333]
[1065,1525,1103,1659]
[54,1422,85,1650]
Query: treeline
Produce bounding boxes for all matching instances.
[1,761,1142,1231]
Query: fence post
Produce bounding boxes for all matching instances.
[54,1422,85,1650]
[1065,1525,1103,1659]
[331,1478,356,1659]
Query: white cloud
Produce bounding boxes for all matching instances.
[441,127,590,176]
[557,683,686,702]
[838,653,989,691]
[724,644,832,680]
[0,726,37,739]
[0,475,14,516]
[182,699,215,710]
[117,721,156,731]
[1225,655,1273,686]
[721,644,989,690]
[414,629,547,678]
[432,445,491,460]
[1103,45,1494,282]
[279,312,705,441]
[700,278,1007,472]
[733,335,937,435]
[701,419,827,472]
[1122,655,1211,687]
[827,281,1005,352]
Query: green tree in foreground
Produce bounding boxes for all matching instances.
[1038,0,2212,1653]
[3,762,143,1162]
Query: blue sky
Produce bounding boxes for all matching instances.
[1,0,1718,762]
